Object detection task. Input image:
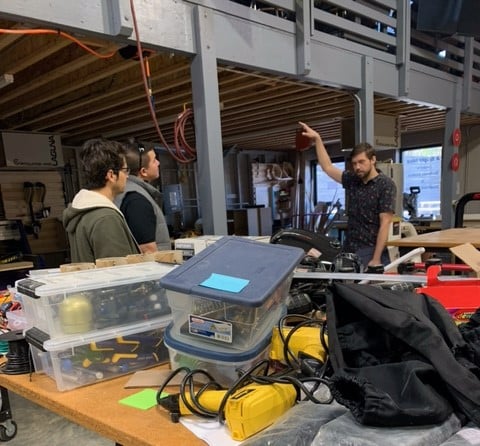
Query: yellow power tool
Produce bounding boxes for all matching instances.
[270,325,328,365]
[159,381,297,441]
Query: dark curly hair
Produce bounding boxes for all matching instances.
[350,142,376,160]
[80,139,126,189]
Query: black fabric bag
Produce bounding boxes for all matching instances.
[326,283,480,427]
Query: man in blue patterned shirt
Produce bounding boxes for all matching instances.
[299,121,396,270]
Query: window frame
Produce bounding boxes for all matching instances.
[399,144,442,219]
[311,157,346,208]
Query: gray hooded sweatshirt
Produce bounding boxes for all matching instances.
[63,189,140,263]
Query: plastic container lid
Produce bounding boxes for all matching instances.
[16,262,177,298]
[43,316,172,351]
[164,323,271,362]
[159,236,304,306]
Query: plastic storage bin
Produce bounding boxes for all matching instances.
[6,309,28,331]
[16,262,176,338]
[159,237,304,351]
[28,317,171,391]
[164,323,271,386]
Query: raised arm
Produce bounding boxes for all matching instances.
[299,121,343,184]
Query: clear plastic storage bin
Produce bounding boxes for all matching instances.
[164,323,271,386]
[28,317,171,391]
[160,237,303,351]
[16,262,176,338]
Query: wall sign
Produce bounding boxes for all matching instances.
[1,131,64,167]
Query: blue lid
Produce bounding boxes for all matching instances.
[160,236,304,306]
[164,323,271,362]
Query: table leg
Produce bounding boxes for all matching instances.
[0,386,17,441]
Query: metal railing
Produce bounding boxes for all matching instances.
[223,0,480,84]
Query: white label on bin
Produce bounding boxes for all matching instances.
[188,314,232,343]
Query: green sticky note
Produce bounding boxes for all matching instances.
[119,388,168,410]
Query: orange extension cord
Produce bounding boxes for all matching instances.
[1,1,198,164]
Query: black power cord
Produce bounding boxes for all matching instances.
[0,330,33,375]
[157,313,334,428]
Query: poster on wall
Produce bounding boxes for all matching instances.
[0,131,64,167]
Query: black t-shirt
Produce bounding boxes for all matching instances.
[120,192,156,244]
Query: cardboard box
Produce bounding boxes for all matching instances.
[450,243,480,277]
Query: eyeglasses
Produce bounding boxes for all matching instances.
[120,167,130,174]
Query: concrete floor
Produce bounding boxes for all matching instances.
[2,391,113,446]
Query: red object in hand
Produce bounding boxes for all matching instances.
[295,129,311,151]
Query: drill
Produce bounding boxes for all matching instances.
[158,381,297,441]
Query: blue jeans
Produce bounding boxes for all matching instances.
[356,246,390,272]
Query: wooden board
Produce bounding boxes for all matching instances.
[386,228,480,248]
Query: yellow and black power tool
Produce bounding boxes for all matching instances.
[158,381,297,441]
[270,325,328,365]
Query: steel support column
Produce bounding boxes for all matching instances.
[441,82,462,229]
[396,0,411,97]
[463,37,474,112]
[295,0,311,75]
[354,55,375,145]
[191,5,228,235]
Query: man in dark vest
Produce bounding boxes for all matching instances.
[115,141,171,253]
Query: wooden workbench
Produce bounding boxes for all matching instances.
[0,368,206,446]
[387,228,480,249]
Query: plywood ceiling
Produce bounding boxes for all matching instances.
[1,18,479,153]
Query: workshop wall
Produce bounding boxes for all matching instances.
[0,169,68,265]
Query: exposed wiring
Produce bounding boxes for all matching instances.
[174,108,196,160]
[129,0,197,164]
[0,28,117,59]
[1,4,198,164]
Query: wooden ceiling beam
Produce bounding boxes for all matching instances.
[0,55,139,119]
[2,34,71,74]
[19,61,190,130]
[0,49,102,106]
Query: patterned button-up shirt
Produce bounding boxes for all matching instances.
[342,170,396,253]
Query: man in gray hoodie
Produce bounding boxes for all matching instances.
[63,139,140,263]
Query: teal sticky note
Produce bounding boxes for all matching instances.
[200,273,249,293]
[119,388,168,410]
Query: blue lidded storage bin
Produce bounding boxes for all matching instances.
[164,323,272,386]
[160,236,303,351]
